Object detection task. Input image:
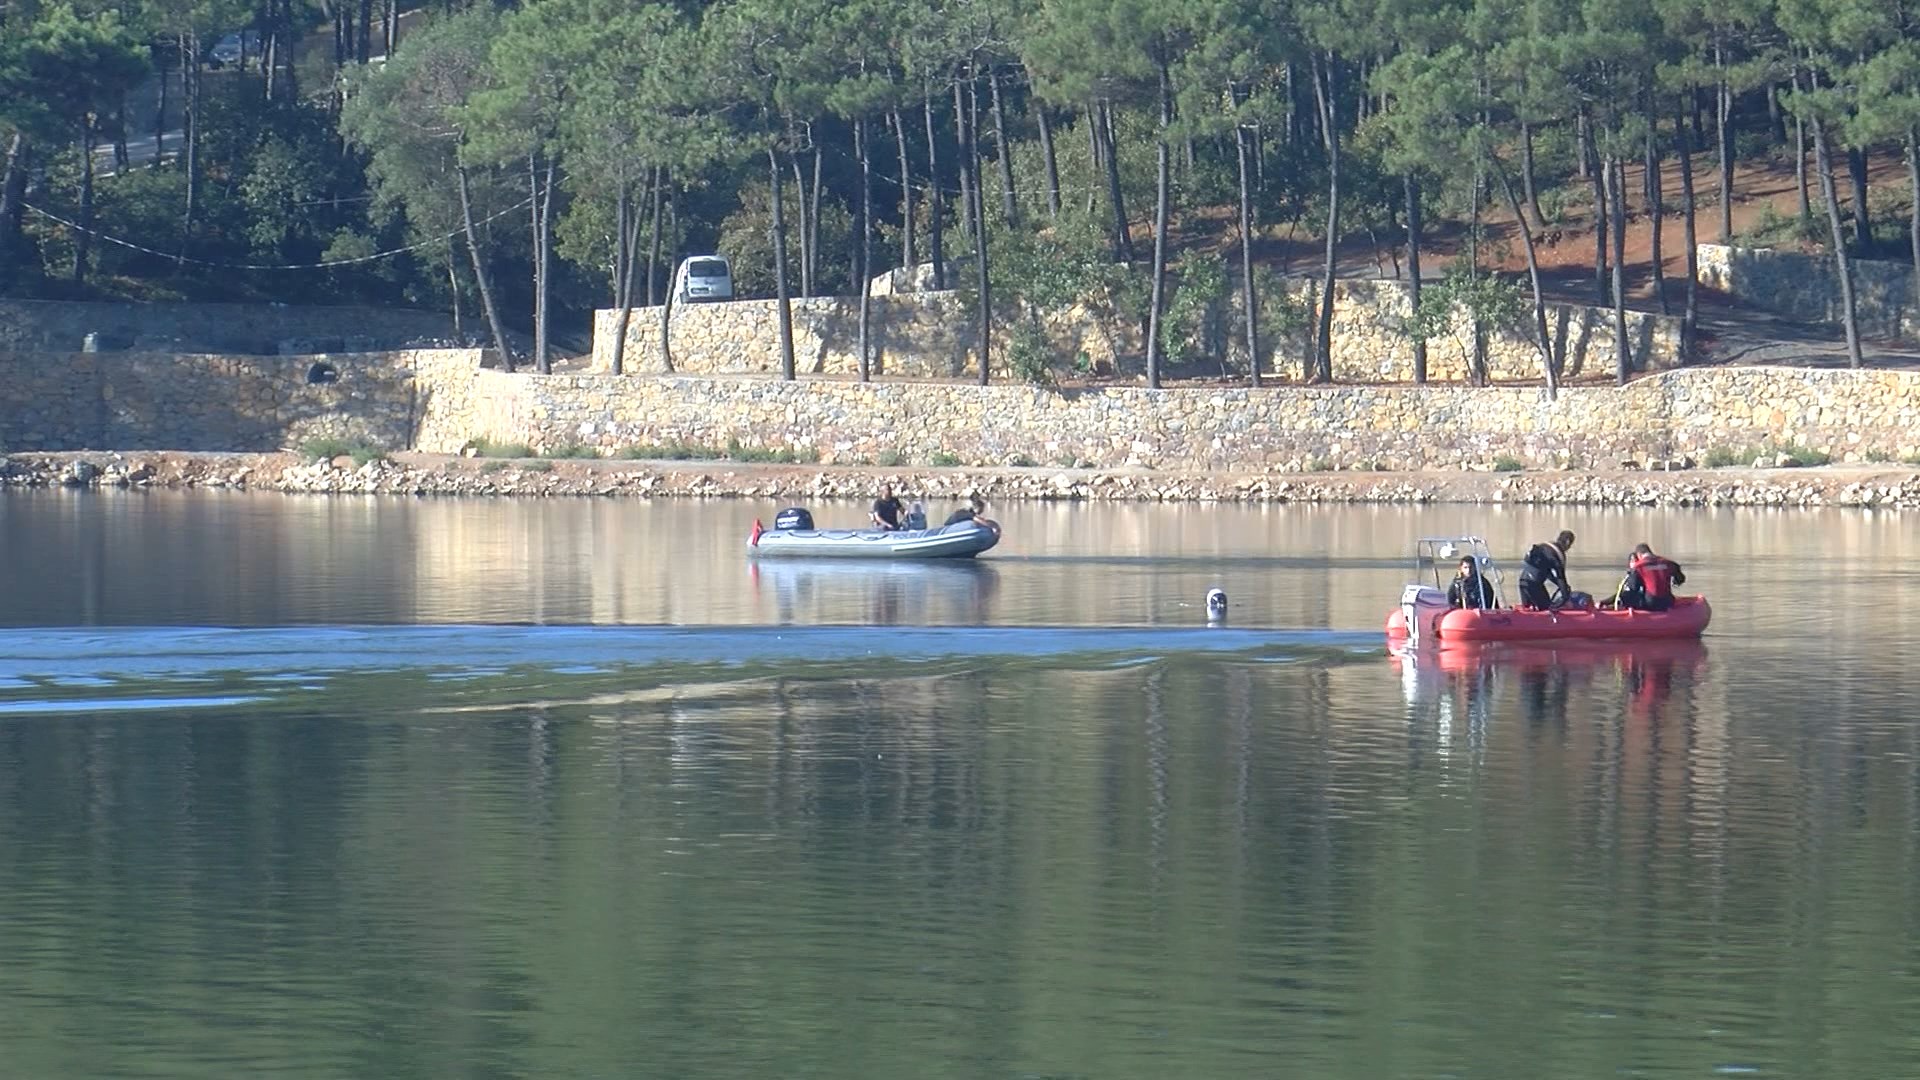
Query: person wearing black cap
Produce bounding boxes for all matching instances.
[1517,529,1575,609]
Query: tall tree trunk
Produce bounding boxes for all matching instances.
[892,109,915,274]
[768,146,798,380]
[1238,115,1262,387]
[155,48,169,170]
[1520,118,1545,229]
[790,152,811,297]
[458,165,513,372]
[1606,156,1632,384]
[1084,102,1102,216]
[646,165,665,307]
[1848,146,1871,250]
[0,132,28,281]
[1588,118,1607,305]
[960,84,992,385]
[856,117,873,381]
[182,33,199,238]
[74,119,95,284]
[1676,101,1700,358]
[924,93,946,290]
[1099,100,1133,262]
[1646,120,1668,314]
[1715,46,1733,243]
[1811,114,1864,368]
[807,145,822,294]
[1576,110,1590,180]
[447,242,463,341]
[1498,167,1556,397]
[988,65,1018,226]
[953,80,974,238]
[658,185,677,372]
[530,152,554,374]
[1036,105,1062,217]
[385,0,399,57]
[1908,129,1920,312]
[1406,174,1425,384]
[610,178,632,376]
[1145,58,1173,389]
[113,104,129,173]
[358,0,372,62]
[1311,53,1338,384]
[1794,73,1811,221]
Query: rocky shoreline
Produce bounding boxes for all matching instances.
[4,450,1920,508]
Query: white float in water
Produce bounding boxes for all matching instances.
[1206,588,1228,622]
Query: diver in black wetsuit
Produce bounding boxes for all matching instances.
[1516,529,1575,610]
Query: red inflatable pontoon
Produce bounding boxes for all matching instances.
[1385,536,1711,645]
[1386,595,1712,642]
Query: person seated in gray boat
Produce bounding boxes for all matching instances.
[943,495,997,530]
[870,484,906,531]
[1448,555,1496,610]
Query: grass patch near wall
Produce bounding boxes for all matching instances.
[1492,456,1526,472]
[469,439,534,459]
[301,437,388,467]
[930,451,961,467]
[1703,442,1832,468]
[622,442,722,461]
[542,444,600,459]
[876,450,906,467]
[724,438,819,464]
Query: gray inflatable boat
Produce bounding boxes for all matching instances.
[748,519,1001,559]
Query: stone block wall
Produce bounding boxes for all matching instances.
[590,277,1684,385]
[1697,244,1918,340]
[1266,279,1685,383]
[0,298,458,355]
[0,349,449,452]
[412,357,1920,470]
[592,295,980,378]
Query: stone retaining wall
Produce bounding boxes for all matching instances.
[412,360,1920,471]
[0,298,458,355]
[0,349,440,452]
[1698,243,1918,340]
[590,278,1684,384]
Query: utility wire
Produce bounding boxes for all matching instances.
[22,193,536,271]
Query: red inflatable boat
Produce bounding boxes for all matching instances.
[1385,536,1711,645]
[1385,595,1712,642]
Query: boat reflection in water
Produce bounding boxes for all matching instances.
[1390,638,1711,757]
[749,559,1002,625]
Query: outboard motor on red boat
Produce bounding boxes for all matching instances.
[773,507,814,531]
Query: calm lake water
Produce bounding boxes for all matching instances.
[2,491,1917,1078]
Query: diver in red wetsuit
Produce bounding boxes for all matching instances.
[1620,543,1686,611]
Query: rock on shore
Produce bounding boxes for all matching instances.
[5,450,1920,508]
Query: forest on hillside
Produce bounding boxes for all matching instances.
[3,0,1917,385]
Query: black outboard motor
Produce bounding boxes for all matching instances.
[773,507,814,531]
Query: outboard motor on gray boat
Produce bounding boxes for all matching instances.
[774,507,814,531]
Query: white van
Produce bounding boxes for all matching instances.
[672,255,734,304]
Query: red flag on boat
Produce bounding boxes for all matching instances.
[750,519,764,546]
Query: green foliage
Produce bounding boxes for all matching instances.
[543,444,600,459]
[301,438,388,467]
[469,439,535,459]
[724,437,819,464]
[716,180,854,298]
[1492,455,1525,472]
[1704,442,1833,468]
[1738,203,1825,249]
[1005,322,1059,387]
[876,449,906,467]
[930,450,961,467]
[622,442,720,460]
[1160,258,1230,367]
